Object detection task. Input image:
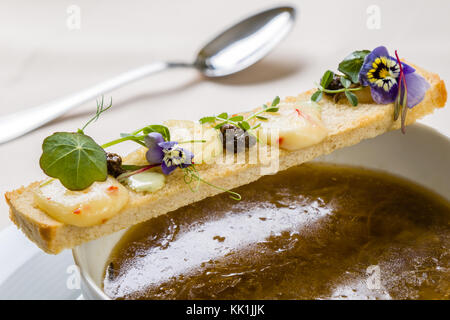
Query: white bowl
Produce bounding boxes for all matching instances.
[73,124,450,300]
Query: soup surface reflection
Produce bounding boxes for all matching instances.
[103,163,450,300]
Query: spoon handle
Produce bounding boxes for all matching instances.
[0,61,183,144]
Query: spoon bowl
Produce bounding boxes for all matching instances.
[195,6,296,77]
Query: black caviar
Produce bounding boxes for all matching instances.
[325,74,345,93]
[106,152,125,177]
[220,124,256,153]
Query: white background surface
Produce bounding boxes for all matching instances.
[0,0,449,232]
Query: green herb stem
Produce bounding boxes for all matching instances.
[101,135,146,149]
[320,86,365,94]
[245,108,269,122]
[197,176,242,201]
[79,96,113,133]
[130,127,147,135]
[177,140,206,144]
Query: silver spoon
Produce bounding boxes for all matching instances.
[0,6,295,144]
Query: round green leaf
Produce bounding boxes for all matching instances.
[338,50,370,83]
[39,132,107,190]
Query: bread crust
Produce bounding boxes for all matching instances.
[4,64,447,254]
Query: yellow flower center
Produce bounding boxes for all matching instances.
[366,56,400,92]
[379,68,390,79]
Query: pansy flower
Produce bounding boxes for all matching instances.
[145,132,193,174]
[359,46,429,109]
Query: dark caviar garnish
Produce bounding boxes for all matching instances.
[106,152,125,177]
[220,124,256,153]
[325,74,345,93]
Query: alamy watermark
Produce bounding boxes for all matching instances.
[66,5,81,31]
[366,5,381,30]
[66,264,81,290]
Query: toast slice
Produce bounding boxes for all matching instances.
[5,63,447,254]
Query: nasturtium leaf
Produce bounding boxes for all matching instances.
[320,70,334,89]
[338,50,370,83]
[345,91,358,106]
[142,125,170,141]
[311,90,323,102]
[39,132,107,190]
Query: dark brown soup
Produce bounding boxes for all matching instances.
[103,163,450,300]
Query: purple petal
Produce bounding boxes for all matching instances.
[161,162,177,175]
[144,132,164,149]
[158,141,178,150]
[404,72,430,108]
[370,84,398,105]
[359,46,390,86]
[399,61,415,74]
[146,146,164,165]
[370,45,389,58]
[180,149,194,167]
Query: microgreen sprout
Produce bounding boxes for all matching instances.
[78,96,113,134]
[199,96,281,133]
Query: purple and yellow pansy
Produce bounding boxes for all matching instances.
[145,132,194,175]
[312,45,431,133]
[359,46,429,109]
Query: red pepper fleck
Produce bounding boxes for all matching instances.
[73,208,81,215]
[278,137,284,145]
[296,108,316,125]
[46,197,52,200]
[107,186,119,192]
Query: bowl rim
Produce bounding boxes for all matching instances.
[72,123,450,300]
[72,246,111,300]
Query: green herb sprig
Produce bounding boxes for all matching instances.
[199,96,281,131]
[78,96,113,134]
[311,50,370,107]
[311,70,363,106]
